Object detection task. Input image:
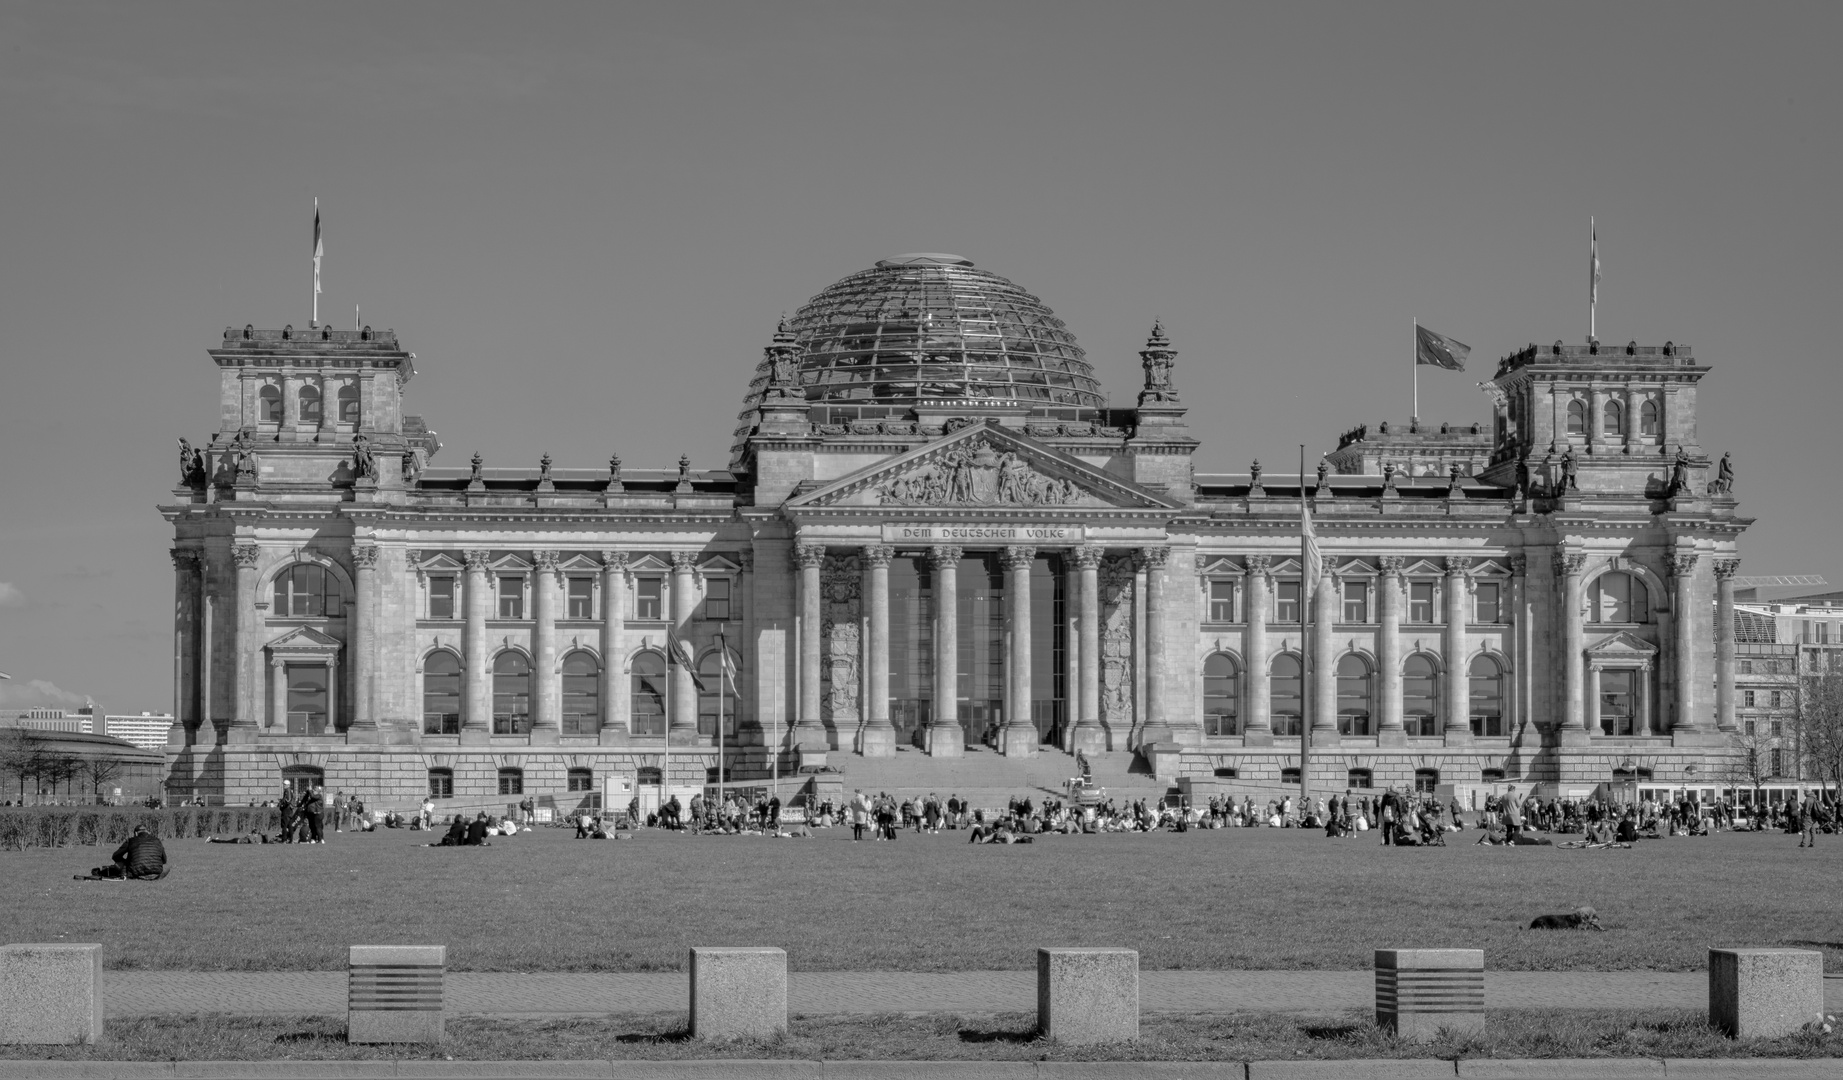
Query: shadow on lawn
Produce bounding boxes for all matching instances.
[614,1029,694,1044]
[958,1024,1041,1045]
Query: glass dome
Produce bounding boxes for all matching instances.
[731,254,1105,464]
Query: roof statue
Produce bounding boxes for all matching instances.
[1138,319,1179,405]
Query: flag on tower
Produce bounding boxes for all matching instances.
[1414,323,1470,370]
[1590,220,1601,304]
[313,201,323,298]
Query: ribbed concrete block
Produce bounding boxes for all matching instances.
[690,947,787,1041]
[0,943,103,1045]
[1375,948,1485,1043]
[1037,947,1139,1044]
[1708,947,1823,1039]
[347,945,444,1044]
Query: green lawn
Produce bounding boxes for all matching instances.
[6,825,1838,973]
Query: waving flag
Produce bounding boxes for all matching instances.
[1302,496,1324,600]
[666,625,704,693]
[1415,323,1470,371]
[1590,220,1601,304]
[312,200,323,298]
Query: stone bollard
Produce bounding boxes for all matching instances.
[0,944,103,1045]
[347,945,445,1044]
[689,947,787,1041]
[1038,947,1139,1044]
[1709,947,1824,1039]
[1375,948,1485,1042]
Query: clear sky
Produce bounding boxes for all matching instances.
[2,1,1839,714]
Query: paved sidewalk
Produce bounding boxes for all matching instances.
[103,970,1843,1018]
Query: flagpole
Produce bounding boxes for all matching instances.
[312,198,319,328]
[662,636,671,823]
[1589,217,1597,342]
[1412,318,1418,424]
[716,625,726,804]
[1299,443,1312,820]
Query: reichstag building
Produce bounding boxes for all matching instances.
[162,253,1750,807]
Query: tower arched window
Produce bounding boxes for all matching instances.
[1468,655,1504,737]
[697,651,738,736]
[1203,653,1240,736]
[630,652,667,736]
[422,650,462,734]
[259,383,282,423]
[337,383,360,424]
[1640,399,1660,436]
[1403,655,1440,736]
[1603,399,1623,436]
[1336,654,1372,735]
[1566,399,1586,435]
[298,385,323,424]
[1270,654,1303,737]
[492,652,531,735]
[561,651,600,735]
[272,564,342,617]
[1589,572,1650,624]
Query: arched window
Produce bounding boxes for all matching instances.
[259,383,282,423]
[561,651,600,735]
[1347,768,1374,789]
[337,383,360,424]
[1403,655,1439,736]
[298,384,322,424]
[1413,768,1440,793]
[1589,572,1650,623]
[1336,655,1372,736]
[1469,656,1504,737]
[492,652,531,735]
[427,768,453,799]
[422,650,462,734]
[1566,399,1586,435]
[1203,653,1240,736]
[566,768,595,793]
[1270,654,1303,737]
[272,564,342,617]
[1603,399,1624,436]
[630,652,667,735]
[1639,399,1660,436]
[635,766,662,786]
[497,768,523,796]
[697,651,738,737]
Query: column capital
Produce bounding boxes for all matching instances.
[927,545,963,568]
[1245,553,1273,577]
[1713,557,1741,580]
[351,544,380,570]
[738,550,755,573]
[794,543,828,570]
[1443,555,1473,576]
[1001,545,1036,570]
[1553,551,1587,578]
[534,549,560,572]
[463,549,492,572]
[1136,547,1170,570]
[863,544,895,567]
[1508,553,1528,576]
[232,542,261,569]
[1377,554,1406,577]
[599,550,627,573]
[170,547,201,568]
[669,550,700,573]
[1667,551,1700,578]
[1073,545,1106,570]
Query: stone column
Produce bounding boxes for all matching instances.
[269,655,287,732]
[348,544,379,740]
[860,545,896,757]
[231,541,261,741]
[669,550,701,745]
[1585,662,1602,735]
[794,544,828,752]
[171,550,197,741]
[1588,386,1606,454]
[1670,551,1701,733]
[199,551,216,743]
[1377,555,1405,746]
[1072,546,1105,756]
[461,549,492,745]
[1243,556,1273,745]
[1312,571,1338,738]
[1622,388,1637,454]
[1715,558,1740,733]
[531,550,561,745]
[1132,547,1169,748]
[1556,551,1587,743]
[1509,554,1529,742]
[324,655,339,733]
[599,552,626,742]
[927,545,964,757]
[1002,545,1038,757]
[1637,662,1653,735]
[1443,556,1472,744]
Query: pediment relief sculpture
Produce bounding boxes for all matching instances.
[875,436,1094,508]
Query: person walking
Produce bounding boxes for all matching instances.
[851,789,871,841]
[419,795,435,831]
[1504,785,1525,843]
[519,795,535,829]
[278,786,297,843]
[1799,793,1821,848]
[332,789,347,833]
[300,785,325,843]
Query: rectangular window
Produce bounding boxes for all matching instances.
[497,576,524,619]
[1745,720,1756,736]
[284,663,329,735]
[497,769,523,796]
[1474,582,1501,624]
[1342,581,1368,624]
[428,576,456,620]
[1770,748,1784,776]
[1275,581,1301,624]
[1805,621,1815,643]
[427,770,453,799]
[635,578,662,620]
[1770,690,1783,709]
[1208,580,1235,622]
[566,769,594,793]
[1739,660,1753,675]
[1409,582,1436,624]
[1744,690,1756,707]
[704,577,731,621]
[1771,720,1784,737]
[567,577,594,619]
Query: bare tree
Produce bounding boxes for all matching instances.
[83,757,123,804]
[1720,725,1778,819]
[0,727,35,802]
[40,754,83,804]
[1794,670,1843,794]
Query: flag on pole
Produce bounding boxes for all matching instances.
[312,201,323,298]
[666,625,705,693]
[1590,220,1601,304]
[1302,495,1324,600]
[1414,323,1470,370]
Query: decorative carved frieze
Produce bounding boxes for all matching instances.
[1099,554,1137,728]
[876,435,1087,507]
[820,553,862,725]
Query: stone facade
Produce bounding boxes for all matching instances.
[161,259,1752,810]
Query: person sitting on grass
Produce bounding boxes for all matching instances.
[1615,812,1640,844]
[431,814,467,847]
[465,812,491,846]
[206,831,274,844]
[78,825,168,879]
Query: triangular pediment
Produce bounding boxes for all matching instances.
[787,424,1183,511]
[1585,631,1659,658]
[266,626,343,653]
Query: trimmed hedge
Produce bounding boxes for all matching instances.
[0,806,282,850]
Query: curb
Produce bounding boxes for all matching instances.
[0,1061,1839,1080]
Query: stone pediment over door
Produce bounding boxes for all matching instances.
[786,424,1183,511]
[266,625,343,660]
[1584,631,1658,661]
